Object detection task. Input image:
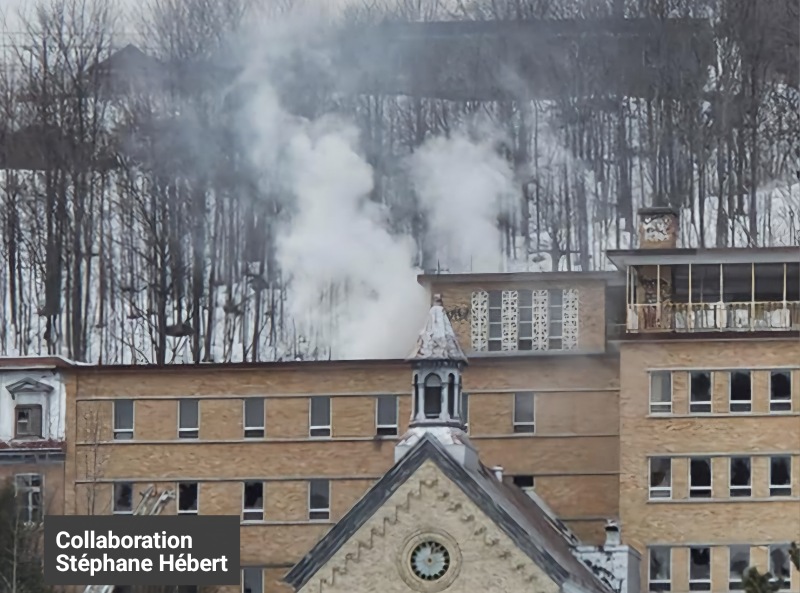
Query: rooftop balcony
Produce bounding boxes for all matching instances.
[627,300,800,333]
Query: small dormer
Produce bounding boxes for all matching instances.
[5,377,54,441]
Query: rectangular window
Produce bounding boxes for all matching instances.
[518,290,533,351]
[14,474,43,523]
[461,393,469,431]
[690,372,712,413]
[178,482,198,515]
[376,395,398,436]
[113,400,134,440]
[487,290,502,351]
[512,475,534,489]
[512,392,535,433]
[769,544,792,589]
[242,568,263,593]
[14,405,43,438]
[649,457,672,499]
[242,482,264,522]
[243,398,265,439]
[648,546,671,592]
[770,371,792,412]
[113,483,133,514]
[548,289,563,350]
[769,456,792,496]
[178,399,199,439]
[689,457,712,498]
[649,371,673,414]
[689,547,711,591]
[729,457,752,497]
[309,396,331,438]
[729,545,750,590]
[729,371,752,413]
[308,479,330,521]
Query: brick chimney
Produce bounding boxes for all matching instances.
[638,207,679,249]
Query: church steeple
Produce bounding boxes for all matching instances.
[395,295,478,466]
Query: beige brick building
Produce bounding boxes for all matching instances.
[2,208,798,593]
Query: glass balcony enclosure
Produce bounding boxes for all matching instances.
[618,256,800,333]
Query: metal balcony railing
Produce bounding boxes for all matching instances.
[626,301,800,332]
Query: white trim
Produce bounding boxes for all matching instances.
[241,567,264,593]
[728,544,751,589]
[512,391,535,433]
[728,370,753,414]
[688,457,712,498]
[769,370,793,413]
[688,546,712,591]
[375,394,398,435]
[646,365,800,372]
[649,370,673,414]
[112,400,134,440]
[648,457,672,500]
[647,546,672,591]
[14,473,43,523]
[728,457,752,498]
[308,479,330,521]
[177,399,199,439]
[309,396,331,438]
[177,482,199,515]
[242,481,264,522]
[768,544,793,590]
[689,371,713,414]
[112,482,134,514]
[769,455,793,497]
[243,398,266,438]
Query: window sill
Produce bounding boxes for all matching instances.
[647,412,799,419]
[647,496,800,504]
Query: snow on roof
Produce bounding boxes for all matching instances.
[406,294,468,362]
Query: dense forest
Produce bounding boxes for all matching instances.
[0,0,797,364]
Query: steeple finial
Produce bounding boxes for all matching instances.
[406,295,468,363]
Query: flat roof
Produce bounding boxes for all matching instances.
[606,246,800,268]
[417,271,625,285]
[0,355,76,369]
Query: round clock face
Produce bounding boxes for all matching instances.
[410,541,451,581]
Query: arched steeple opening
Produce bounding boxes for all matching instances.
[423,374,442,419]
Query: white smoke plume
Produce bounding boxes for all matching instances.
[411,131,517,273]
[235,16,514,359]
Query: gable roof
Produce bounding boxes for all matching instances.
[5,377,55,398]
[283,433,612,593]
[406,294,468,362]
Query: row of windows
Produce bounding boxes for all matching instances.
[483,289,572,352]
[109,392,542,440]
[648,544,794,592]
[111,480,332,521]
[648,456,794,500]
[649,370,794,415]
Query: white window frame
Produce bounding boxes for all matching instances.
[648,546,671,592]
[242,482,264,522]
[241,567,264,593]
[649,371,673,414]
[14,404,43,438]
[729,457,752,497]
[308,479,330,521]
[769,456,792,497]
[688,546,712,591]
[769,371,792,413]
[177,482,198,515]
[243,398,266,439]
[487,290,503,351]
[178,399,199,439]
[768,544,792,590]
[728,370,752,413]
[309,396,331,438]
[512,391,535,434]
[729,545,750,590]
[113,400,134,440]
[689,371,712,414]
[112,482,134,514]
[14,473,43,523]
[517,290,533,351]
[649,457,672,500]
[375,395,398,436]
[689,457,712,498]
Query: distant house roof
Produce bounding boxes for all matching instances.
[406,294,468,363]
[283,433,613,593]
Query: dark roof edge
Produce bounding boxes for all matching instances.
[65,358,407,373]
[417,271,623,285]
